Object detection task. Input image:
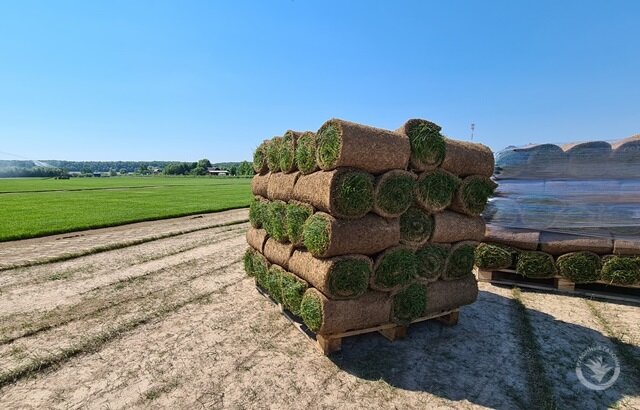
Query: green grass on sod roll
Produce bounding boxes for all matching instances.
[243,248,256,276]
[295,132,317,174]
[516,251,556,278]
[300,292,323,332]
[601,256,640,285]
[303,214,331,256]
[393,284,427,325]
[253,253,270,288]
[332,171,374,218]
[329,259,371,298]
[266,138,282,172]
[459,176,497,215]
[286,203,313,245]
[474,243,515,270]
[556,252,601,283]
[264,200,288,242]
[263,266,284,303]
[416,170,460,211]
[400,206,433,244]
[445,243,477,279]
[280,131,296,172]
[249,197,268,228]
[415,244,449,280]
[316,124,342,168]
[374,248,417,289]
[280,273,308,315]
[406,120,446,166]
[376,173,416,216]
[253,142,267,173]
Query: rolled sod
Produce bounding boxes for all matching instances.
[249,196,268,229]
[243,247,257,277]
[415,243,450,281]
[251,173,271,197]
[399,206,433,247]
[483,224,540,251]
[562,141,612,179]
[450,175,498,216]
[263,237,295,269]
[371,246,417,291]
[292,168,374,219]
[267,171,300,202]
[279,270,309,316]
[295,131,319,174]
[263,200,288,243]
[415,169,461,212]
[252,252,270,288]
[396,118,446,171]
[601,256,640,285]
[443,241,478,280]
[246,228,268,253]
[299,288,392,335]
[279,130,303,173]
[266,137,283,172]
[316,118,410,174]
[539,232,613,256]
[302,212,400,258]
[288,250,372,299]
[474,243,516,270]
[441,140,495,178]
[515,251,557,278]
[424,275,478,315]
[392,283,427,325]
[613,239,640,256]
[285,201,314,247]
[373,170,417,218]
[253,140,269,174]
[556,251,601,283]
[431,211,485,243]
[261,264,285,303]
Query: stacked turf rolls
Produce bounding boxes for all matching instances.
[245,118,495,336]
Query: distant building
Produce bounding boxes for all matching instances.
[207,167,229,176]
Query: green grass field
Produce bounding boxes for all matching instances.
[0,176,252,242]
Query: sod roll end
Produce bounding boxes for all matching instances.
[415,169,461,212]
[279,270,309,316]
[392,283,427,325]
[415,243,450,281]
[373,170,417,218]
[400,206,433,247]
[474,242,516,270]
[280,130,303,173]
[266,137,283,173]
[556,251,601,283]
[295,131,319,174]
[516,251,556,278]
[371,246,417,291]
[285,200,314,247]
[450,175,498,216]
[253,140,269,174]
[396,118,446,171]
[443,241,478,280]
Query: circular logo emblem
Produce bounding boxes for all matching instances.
[576,345,620,390]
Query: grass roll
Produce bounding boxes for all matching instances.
[443,241,477,280]
[292,169,374,219]
[253,140,269,174]
[267,171,300,202]
[474,243,516,270]
[399,206,433,247]
[316,118,410,174]
[539,232,613,256]
[295,131,319,174]
[252,252,270,287]
[556,251,601,283]
[285,201,314,246]
[280,130,303,173]
[483,225,540,251]
[392,283,427,325]
[372,170,416,218]
[303,212,400,258]
[266,137,282,172]
[299,288,392,335]
[264,200,288,243]
[431,211,485,243]
[516,251,556,278]
[441,140,494,177]
[288,250,372,299]
[396,118,446,171]
[246,227,268,253]
[424,275,478,315]
[450,175,498,216]
[261,264,285,303]
[243,247,257,277]
[249,196,269,229]
[371,246,417,291]
[263,237,295,269]
[279,271,309,316]
[415,243,450,281]
[415,169,461,212]
[601,256,640,285]
[251,173,271,197]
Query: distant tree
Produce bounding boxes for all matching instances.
[81,167,92,175]
[238,161,253,176]
[191,166,207,176]
[230,165,238,176]
[197,159,212,169]
[109,168,117,177]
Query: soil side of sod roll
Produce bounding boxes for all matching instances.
[251,173,271,197]
[556,251,601,283]
[266,137,283,173]
[267,172,301,202]
[253,140,269,174]
[292,169,374,219]
[399,206,433,247]
[613,239,640,256]
[285,201,314,247]
[431,211,485,243]
[441,139,495,177]
[483,225,540,251]
[288,250,372,299]
[415,169,461,212]
[516,251,557,278]
[263,238,295,270]
[474,242,516,270]
[415,243,450,281]
[263,200,289,243]
[299,288,392,335]
[373,170,417,218]
[396,118,446,172]
[601,256,640,285]
[246,228,269,254]
[443,241,478,280]
[280,130,303,173]
[371,246,417,291]
[295,131,319,174]
[424,275,478,315]
[316,118,410,174]
[279,270,309,316]
[249,196,269,229]
[449,175,498,216]
[302,212,401,258]
[539,232,613,256]
[391,283,427,325]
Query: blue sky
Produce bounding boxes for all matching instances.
[0,1,638,162]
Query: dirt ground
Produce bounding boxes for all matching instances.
[0,209,638,409]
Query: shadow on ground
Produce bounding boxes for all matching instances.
[331,290,640,409]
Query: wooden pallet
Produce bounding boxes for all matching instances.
[476,268,640,304]
[255,286,459,355]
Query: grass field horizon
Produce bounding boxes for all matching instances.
[0,176,252,242]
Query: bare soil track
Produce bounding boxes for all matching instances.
[0,209,638,409]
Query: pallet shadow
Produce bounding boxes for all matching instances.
[330,290,640,409]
